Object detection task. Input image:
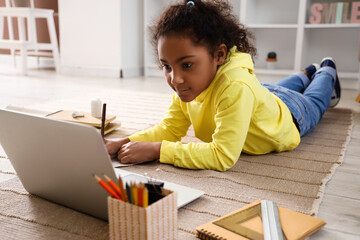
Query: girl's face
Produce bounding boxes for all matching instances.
[158,35,226,102]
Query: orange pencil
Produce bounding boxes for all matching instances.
[93,174,121,200]
[103,174,122,199]
[118,176,128,202]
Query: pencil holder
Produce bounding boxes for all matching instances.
[107,189,177,240]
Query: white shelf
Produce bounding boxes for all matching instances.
[254,70,360,79]
[339,72,360,79]
[304,23,360,29]
[143,0,360,89]
[302,27,359,73]
[252,28,297,71]
[247,24,298,29]
[244,0,299,25]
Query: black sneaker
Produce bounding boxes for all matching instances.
[320,57,341,107]
[304,63,320,80]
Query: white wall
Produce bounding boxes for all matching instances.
[120,0,144,78]
[58,0,143,78]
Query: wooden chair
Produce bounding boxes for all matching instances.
[358,31,360,103]
[0,0,59,75]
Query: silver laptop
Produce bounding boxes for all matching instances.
[0,109,204,220]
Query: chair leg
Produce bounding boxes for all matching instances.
[12,49,16,67]
[0,16,17,68]
[52,47,60,72]
[18,16,27,75]
[47,15,60,72]
[0,16,4,39]
[21,45,27,75]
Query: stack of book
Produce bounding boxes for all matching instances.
[47,110,120,135]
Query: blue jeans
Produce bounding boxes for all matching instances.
[262,67,336,137]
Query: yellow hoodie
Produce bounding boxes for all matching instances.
[129,47,300,171]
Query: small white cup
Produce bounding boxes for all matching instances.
[91,98,102,118]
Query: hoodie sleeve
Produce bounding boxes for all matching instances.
[128,94,191,143]
[160,82,255,171]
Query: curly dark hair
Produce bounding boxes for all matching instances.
[151,0,257,59]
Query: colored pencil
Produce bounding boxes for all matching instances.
[126,183,133,204]
[103,174,122,199]
[137,186,143,207]
[93,174,121,200]
[118,176,128,202]
[143,188,148,208]
[132,183,138,206]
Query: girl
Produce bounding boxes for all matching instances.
[106,0,340,171]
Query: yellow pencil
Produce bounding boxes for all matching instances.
[132,183,138,206]
[143,188,148,208]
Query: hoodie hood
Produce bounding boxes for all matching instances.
[194,46,254,103]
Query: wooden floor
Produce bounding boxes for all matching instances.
[0,65,359,239]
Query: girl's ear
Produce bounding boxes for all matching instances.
[215,44,227,66]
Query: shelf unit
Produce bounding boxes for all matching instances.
[144,0,360,89]
[144,0,174,77]
[143,0,240,77]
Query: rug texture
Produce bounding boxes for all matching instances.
[0,89,353,239]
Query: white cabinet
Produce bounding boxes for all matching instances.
[144,0,360,89]
[59,0,143,78]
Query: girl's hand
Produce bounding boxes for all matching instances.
[117,141,161,164]
[105,138,130,159]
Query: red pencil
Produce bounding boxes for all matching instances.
[103,174,122,199]
[137,186,143,207]
[93,174,121,200]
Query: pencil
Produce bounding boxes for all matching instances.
[93,174,121,200]
[143,188,148,208]
[101,103,107,138]
[118,176,128,202]
[137,186,143,207]
[132,183,138,206]
[126,183,133,204]
[103,174,122,199]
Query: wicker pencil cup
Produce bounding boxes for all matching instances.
[107,190,178,240]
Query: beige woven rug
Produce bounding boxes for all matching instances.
[0,89,353,239]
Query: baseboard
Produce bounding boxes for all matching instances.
[0,54,144,78]
[121,67,144,78]
[61,65,144,78]
[60,65,121,78]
